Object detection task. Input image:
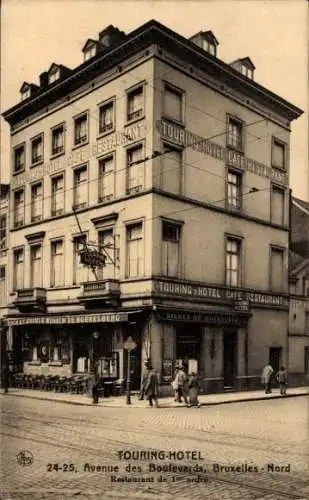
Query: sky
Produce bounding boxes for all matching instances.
[1,0,308,200]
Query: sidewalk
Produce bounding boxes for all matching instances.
[1,386,308,408]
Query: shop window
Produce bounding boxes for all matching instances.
[13,248,24,290]
[271,185,285,225]
[14,188,25,227]
[73,165,88,209]
[176,324,202,371]
[126,222,143,278]
[127,85,144,122]
[99,100,115,134]
[51,240,64,287]
[161,145,182,194]
[226,237,242,287]
[74,113,88,146]
[227,170,242,210]
[31,182,43,222]
[162,220,181,277]
[51,174,64,216]
[98,155,114,202]
[126,144,144,194]
[163,84,183,123]
[51,124,64,156]
[270,246,284,291]
[30,244,42,288]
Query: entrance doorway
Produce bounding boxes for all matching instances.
[223,330,238,389]
[176,323,202,373]
[269,347,282,374]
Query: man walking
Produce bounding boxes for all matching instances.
[276,366,288,396]
[261,363,274,394]
[144,365,159,407]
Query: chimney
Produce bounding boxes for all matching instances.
[99,25,126,48]
[39,71,49,88]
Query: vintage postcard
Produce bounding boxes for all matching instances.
[0,0,308,499]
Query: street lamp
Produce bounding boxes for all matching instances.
[92,331,100,374]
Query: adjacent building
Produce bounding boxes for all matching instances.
[2,21,303,392]
[0,183,10,367]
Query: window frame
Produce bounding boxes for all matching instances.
[49,68,60,84]
[0,215,7,250]
[226,167,243,211]
[13,142,26,174]
[98,97,116,137]
[13,246,25,291]
[162,82,184,124]
[126,82,145,124]
[73,111,89,147]
[271,136,287,171]
[84,43,97,61]
[50,238,65,288]
[125,142,145,195]
[30,180,44,223]
[270,183,285,226]
[98,153,115,203]
[125,219,144,279]
[51,122,65,157]
[225,234,243,287]
[269,244,285,292]
[73,164,88,209]
[51,172,65,217]
[30,133,44,166]
[161,218,183,278]
[30,243,43,288]
[13,187,25,228]
[72,233,89,285]
[226,114,245,153]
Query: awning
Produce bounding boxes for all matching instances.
[7,311,129,326]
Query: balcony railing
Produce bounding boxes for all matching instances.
[14,287,47,311]
[78,279,120,305]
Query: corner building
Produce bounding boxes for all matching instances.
[3,22,302,392]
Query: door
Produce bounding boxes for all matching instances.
[269,347,282,375]
[223,330,238,388]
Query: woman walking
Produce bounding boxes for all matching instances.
[187,372,201,407]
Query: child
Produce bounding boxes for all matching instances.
[276,366,288,396]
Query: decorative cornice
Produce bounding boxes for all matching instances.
[25,231,46,242]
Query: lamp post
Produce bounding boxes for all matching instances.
[124,336,137,405]
[92,331,100,374]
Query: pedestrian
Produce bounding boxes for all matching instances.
[1,364,9,394]
[261,363,274,394]
[144,365,159,407]
[139,361,150,400]
[187,372,201,407]
[276,366,288,396]
[172,366,179,401]
[91,373,101,404]
[174,365,188,404]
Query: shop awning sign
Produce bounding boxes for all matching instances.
[7,312,128,326]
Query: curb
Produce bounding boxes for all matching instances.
[1,391,308,408]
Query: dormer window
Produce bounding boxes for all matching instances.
[241,65,253,79]
[49,68,60,84]
[21,88,31,101]
[230,57,255,80]
[84,44,97,61]
[202,39,216,56]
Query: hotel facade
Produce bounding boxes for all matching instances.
[2,21,303,392]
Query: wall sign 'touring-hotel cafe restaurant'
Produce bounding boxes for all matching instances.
[157,119,288,185]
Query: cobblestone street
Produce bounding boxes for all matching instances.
[1,394,308,499]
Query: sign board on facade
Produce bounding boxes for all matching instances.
[158,311,247,326]
[154,279,289,308]
[234,300,251,312]
[157,119,288,185]
[123,336,137,352]
[7,312,129,326]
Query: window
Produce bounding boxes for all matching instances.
[14,144,25,173]
[98,155,114,202]
[163,85,183,122]
[21,88,31,101]
[74,113,88,145]
[0,266,5,306]
[227,117,243,151]
[272,139,286,170]
[126,145,144,194]
[161,146,182,194]
[13,248,24,290]
[99,100,115,134]
[49,68,60,84]
[270,247,284,291]
[51,240,64,287]
[84,44,97,61]
[305,346,309,374]
[14,189,25,227]
[98,229,114,280]
[226,237,242,287]
[305,314,309,335]
[271,185,285,225]
[30,245,42,288]
[126,222,143,278]
[31,182,43,222]
[227,170,242,210]
[241,65,253,79]
[51,174,64,216]
[31,135,43,164]
[0,215,6,250]
[203,40,216,56]
[73,166,88,208]
[162,221,181,277]
[52,125,64,155]
[127,86,144,122]
[73,235,89,285]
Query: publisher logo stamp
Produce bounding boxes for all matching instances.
[17,450,34,467]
